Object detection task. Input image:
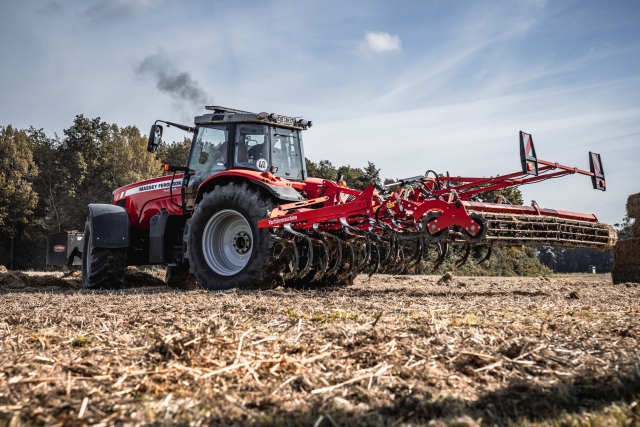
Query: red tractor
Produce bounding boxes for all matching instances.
[73,106,616,289]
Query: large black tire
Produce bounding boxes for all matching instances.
[186,182,280,290]
[81,221,126,289]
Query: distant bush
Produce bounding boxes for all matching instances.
[422,245,551,277]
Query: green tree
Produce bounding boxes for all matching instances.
[0,126,39,269]
[109,124,163,187]
[383,177,397,186]
[29,128,67,233]
[306,158,337,181]
[336,165,366,189]
[55,115,111,229]
[305,158,381,190]
[481,187,524,205]
[55,115,163,229]
[424,245,551,277]
[158,137,192,173]
[614,215,634,241]
[3,117,164,270]
[362,161,381,185]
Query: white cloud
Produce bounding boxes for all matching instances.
[361,31,401,53]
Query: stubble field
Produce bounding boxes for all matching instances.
[1,270,640,426]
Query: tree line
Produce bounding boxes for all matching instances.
[0,115,623,274]
[0,116,162,269]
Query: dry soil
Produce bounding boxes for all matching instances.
[1,271,640,426]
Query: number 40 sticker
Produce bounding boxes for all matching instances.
[256,158,268,171]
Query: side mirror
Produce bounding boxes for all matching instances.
[147,124,163,153]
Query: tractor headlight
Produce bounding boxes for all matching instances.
[257,112,269,120]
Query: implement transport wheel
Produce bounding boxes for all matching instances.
[81,220,126,289]
[186,182,279,290]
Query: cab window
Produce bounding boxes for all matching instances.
[271,127,303,180]
[234,124,269,171]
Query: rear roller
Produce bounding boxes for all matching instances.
[482,213,617,250]
[421,211,616,251]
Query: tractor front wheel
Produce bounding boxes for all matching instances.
[81,220,126,289]
[186,182,279,290]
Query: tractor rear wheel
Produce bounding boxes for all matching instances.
[186,182,279,290]
[81,220,126,289]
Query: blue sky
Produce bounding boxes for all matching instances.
[1,0,639,224]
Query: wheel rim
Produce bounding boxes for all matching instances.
[202,209,253,276]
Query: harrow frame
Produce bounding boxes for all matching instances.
[258,132,615,281]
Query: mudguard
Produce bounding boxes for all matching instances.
[196,170,305,203]
[149,209,170,263]
[257,181,305,202]
[88,204,130,249]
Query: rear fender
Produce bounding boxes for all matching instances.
[149,209,170,264]
[88,204,130,249]
[195,171,304,204]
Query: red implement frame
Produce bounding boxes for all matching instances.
[258,132,605,231]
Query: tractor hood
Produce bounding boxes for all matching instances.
[112,174,184,204]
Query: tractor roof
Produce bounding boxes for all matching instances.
[194,106,312,131]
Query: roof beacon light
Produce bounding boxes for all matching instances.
[257,112,269,120]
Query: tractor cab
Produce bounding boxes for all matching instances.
[189,109,307,180]
[147,106,311,210]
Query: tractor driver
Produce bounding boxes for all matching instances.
[205,139,249,171]
[248,141,267,161]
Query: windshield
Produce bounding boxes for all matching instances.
[188,125,229,175]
